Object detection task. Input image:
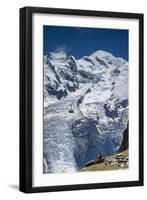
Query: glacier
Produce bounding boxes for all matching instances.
[43,49,128,173]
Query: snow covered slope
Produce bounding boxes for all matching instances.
[43,49,129,173]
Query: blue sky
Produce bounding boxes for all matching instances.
[44,26,128,61]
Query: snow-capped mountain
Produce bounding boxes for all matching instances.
[43,49,128,173]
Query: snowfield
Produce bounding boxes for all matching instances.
[43,49,129,173]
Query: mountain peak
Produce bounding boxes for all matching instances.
[90,50,115,59]
[48,49,69,61]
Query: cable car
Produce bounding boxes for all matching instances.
[69,103,74,113]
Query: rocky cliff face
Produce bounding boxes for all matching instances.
[43,49,129,173]
[119,123,129,152]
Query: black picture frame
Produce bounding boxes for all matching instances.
[19,6,144,193]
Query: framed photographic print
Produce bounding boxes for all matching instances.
[19,7,144,193]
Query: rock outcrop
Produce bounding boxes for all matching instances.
[81,150,129,172]
[119,122,129,152]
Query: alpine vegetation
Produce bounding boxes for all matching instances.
[43,49,129,173]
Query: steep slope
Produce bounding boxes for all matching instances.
[44,49,79,105]
[119,123,129,152]
[43,49,129,173]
